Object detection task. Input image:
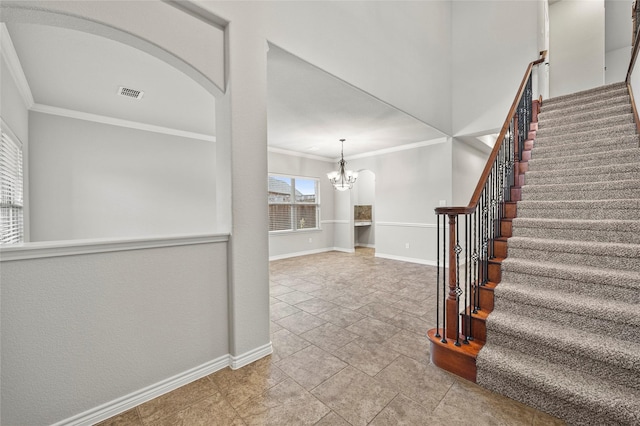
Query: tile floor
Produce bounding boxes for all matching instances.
[100,248,565,425]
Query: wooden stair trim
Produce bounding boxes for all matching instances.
[428,329,482,382]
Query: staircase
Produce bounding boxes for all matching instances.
[475,82,640,425]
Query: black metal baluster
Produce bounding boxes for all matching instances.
[454,218,461,347]
[464,214,470,344]
[441,215,447,344]
[435,214,440,339]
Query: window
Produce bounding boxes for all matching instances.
[0,127,24,245]
[268,175,319,232]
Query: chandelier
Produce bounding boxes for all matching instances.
[327,139,358,191]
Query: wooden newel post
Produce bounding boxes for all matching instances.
[446,214,458,340]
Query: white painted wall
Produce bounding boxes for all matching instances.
[549,0,605,97]
[452,0,539,137]
[212,0,453,134]
[353,170,375,248]
[28,112,217,241]
[452,140,490,206]
[268,150,336,259]
[346,139,452,264]
[606,45,632,83]
[605,0,633,84]
[0,52,28,142]
[0,239,229,426]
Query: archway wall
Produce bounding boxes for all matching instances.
[0,0,226,97]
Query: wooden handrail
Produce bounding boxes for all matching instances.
[436,50,547,216]
[626,28,640,84]
[626,29,640,135]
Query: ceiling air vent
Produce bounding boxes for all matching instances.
[118,86,144,100]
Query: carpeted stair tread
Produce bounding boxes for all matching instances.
[538,93,630,118]
[501,257,640,303]
[528,147,640,171]
[506,236,640,272]
[537,103,632,130]
[524,162,640,185]
[477,344,640,425]
[484,310,640,387]
[475,82,640,425]
[493,280,640,337]
[541,82,627,106]
[535,113,635,139]
[533,122,637,147]
[520,178,640,201]
[516,198,640,220]
[531,134,639,159]
[511,217,640,244]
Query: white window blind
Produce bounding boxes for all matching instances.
[1,129,24,245]
[268,175,319,232]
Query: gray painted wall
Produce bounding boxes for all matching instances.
[28,112,217,241]
[550,0,606,97]
[268,150,336,258]
[1,241,229,425]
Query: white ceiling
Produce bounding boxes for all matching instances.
[5,23,446,159]
[6,23,216,136]
[267,45,446,158]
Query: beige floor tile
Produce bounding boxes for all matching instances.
[270,321,283,334]
[432,379,536,426]
[270,328,311,362]
[334,338,401,377]
[275,290,315,305]
[375,355,455,411]
[311,366,398,426]
[288,281,325,293]
[315,307,365,328]
[270,301,301,321]
[533,410,567,425]
[331,293,375,311]
[294,298,338,315]
[270,284,295,296]
[381,330,430,364]
[300,322,359,353]
[153,392,242,426]
[388,311,431,335]
[368,393,434,425]
[346,317,400,343]
[392,297,431,316]
[275,311,326,335]
[314,411,351,425]
[236,378,330,425]
[210,359,288,409]
[137,377,219,424]
[96,409,143,426]
[275,345,347,390]
[356,302,402,322]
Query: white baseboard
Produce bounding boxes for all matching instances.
[269,247,333,261]
[355,244,375,248]
[332,247,355,253]
[53,355,230,426]
[375,252,435,266]
[230,342,273,369]
[53,343,273,426]
[269,247,355,261]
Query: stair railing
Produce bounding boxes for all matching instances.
[626,26,640,135]
[434,51,547,346]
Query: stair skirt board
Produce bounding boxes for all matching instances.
[474,81,640,425]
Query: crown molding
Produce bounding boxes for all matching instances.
[343,137,449,161]
[0,23,35,109]
[31,103,216,142]
[268,146,334,162]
